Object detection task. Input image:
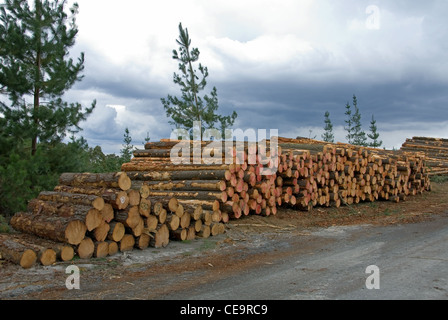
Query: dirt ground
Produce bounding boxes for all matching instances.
[1,181,447,300]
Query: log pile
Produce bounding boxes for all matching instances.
[275,137,431,209]
[123,137,431,217]
[1,171,225,268]
[401,137,448,176]
[1,136,433,269]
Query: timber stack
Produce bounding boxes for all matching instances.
[400,137,448,176]
[2,170,225,268]
[1,136,433,269]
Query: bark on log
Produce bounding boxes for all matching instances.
[0,234,37,269]
[59,172,132,191]
[10,212,87,245]
[127,170,229,182]
[37,191,105,211]
[53,185,130,210]
[132,180,227,192]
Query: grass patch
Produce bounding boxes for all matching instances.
[0,215,11,233]
[430,175,448,183]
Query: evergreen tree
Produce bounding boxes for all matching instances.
[344,101,354,144]
[120,127,133,163]
[351,95,368,146]
[321,111,334,143]
[0,0,96,156]
[367,115,383,148]
[161,23,237,139]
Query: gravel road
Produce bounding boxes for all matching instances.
[162,211,448,300]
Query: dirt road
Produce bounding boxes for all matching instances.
[1,182,448,300]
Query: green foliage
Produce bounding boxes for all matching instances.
[0,136,124,217]
[344,101,354,144]
[350,96,368,146]
[161,22,237,139]
[0,0,96,155]
[120,127,134,164]
[430,175,448,183]
[344,95,371,146]
[367,115,383,148]
[0,215,10,233]
[321,111,334,143]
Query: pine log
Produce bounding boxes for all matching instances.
[128,189,141,206]
[10,212,87,245]
[121,162,231,172]
[135,234,150,250]
[180,210,191,229]
[119,234,135,252]
[27,199,102,232]
[92,220,110,242]
[127,170,229,181]
[59,172,132,191]
[94,241,109,258]
[115,206,141,229]
[77,237,95,259]
[107,241,119,256]
[108,222,126,242]
[139,198,152,217]
[170,228,187,241]
[147,191,227,203]
[0,234,37,269]
[132,180,227,193]
[37,191,105,211]
[53,185,130,210]
[149,224,170,248]
[166,214,180,231]
[145,215,158,232]
[6,233,74,265]
[100,203,115,223]
[197,225,211,238]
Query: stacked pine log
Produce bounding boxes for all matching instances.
[1,136,433,269]
[122,137,431,217]
[123,139,282,219]
[276,137,431,209]
[400,137,448,176]
[1,171,225,269]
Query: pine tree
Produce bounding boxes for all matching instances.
[120,127,133,163]
[161,23,237,139]
[351,95,368,146]
[344,101,354,144]
[367,115,383,148]
[0,0,96,156]
[321,111,334,143]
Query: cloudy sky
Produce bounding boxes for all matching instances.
[60,0,448,154]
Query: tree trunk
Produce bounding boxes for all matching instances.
[59,172,132,191]
[38,191,105,211]
[53,185,130,210]
[0,234,37,269]
[10,212,87,245]
[149,224,170,248]
[77,237,95,259]
[108,222,125,242]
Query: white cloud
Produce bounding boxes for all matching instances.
[59,0,448,154]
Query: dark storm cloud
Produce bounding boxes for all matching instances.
[70,0,448,153]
